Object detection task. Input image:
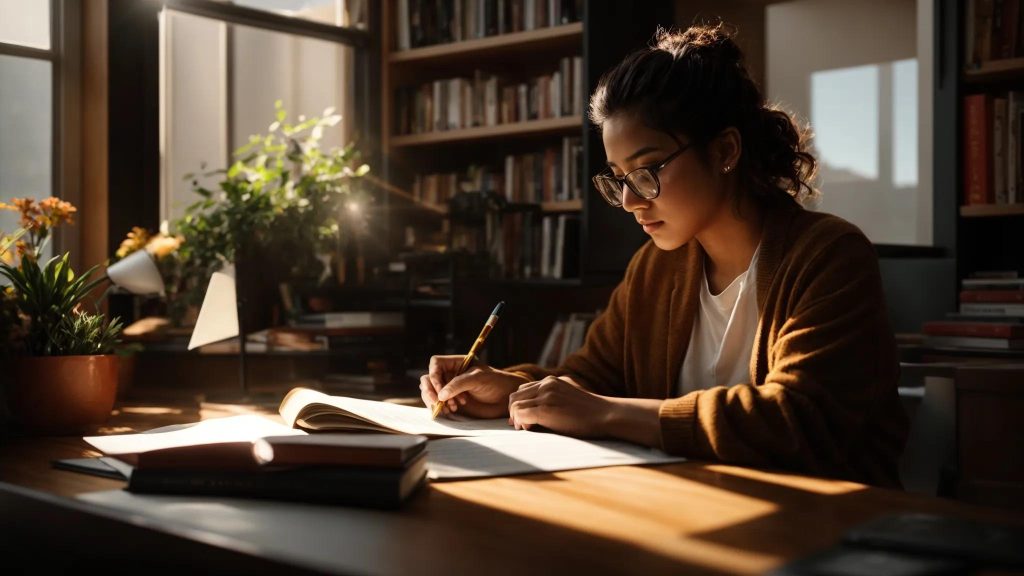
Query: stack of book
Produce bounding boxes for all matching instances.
[90,422,429,509]
[923,272,1024,350]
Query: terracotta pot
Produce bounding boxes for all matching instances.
[5,355,119,435]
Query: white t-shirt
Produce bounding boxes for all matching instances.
[677,244,761,396]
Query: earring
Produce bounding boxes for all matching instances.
[722,165,732,174]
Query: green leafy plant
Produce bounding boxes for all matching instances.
[1,197,122,357]
[0,253,122,356]
[170,101,371,320]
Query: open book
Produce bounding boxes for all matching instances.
[279,387,518,437]
[83,387,686,482]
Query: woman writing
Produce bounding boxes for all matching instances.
[420,23,907,488]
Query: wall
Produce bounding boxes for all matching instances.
[766,0,930,247]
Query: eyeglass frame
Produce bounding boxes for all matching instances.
[591,140,692,207]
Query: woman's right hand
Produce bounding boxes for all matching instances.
[419,355,530,419]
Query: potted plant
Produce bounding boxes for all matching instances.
[172,101,371,329]
[0,197,122,434]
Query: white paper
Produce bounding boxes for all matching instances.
[280,388,516,437]
[188,271,239,350]
[426,433,687,480]
[83,415,305,456]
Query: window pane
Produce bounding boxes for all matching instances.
[230,0,344,26]
[161,10,228,223]
[767,0,927,247]
[161,10,356,224]
[232,23,354,152]
[0,0,50,50]
[0,55,53,241]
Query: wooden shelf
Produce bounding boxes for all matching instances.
[541,199,583,212]
[364,174,448,214]
[390,115,582,148]
[963,57,1024,83]
[960,203,1024,217]
[389,23,583,67]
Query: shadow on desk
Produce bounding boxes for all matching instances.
[3,396,1023,575]
[0,475,731,575]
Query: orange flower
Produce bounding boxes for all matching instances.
[116,226,151,259]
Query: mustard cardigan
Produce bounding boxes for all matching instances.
[508,203,909,487]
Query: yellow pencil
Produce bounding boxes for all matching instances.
[431,301,505,419]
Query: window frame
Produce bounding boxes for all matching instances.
[0,0,81,265]
[157,0,382,222]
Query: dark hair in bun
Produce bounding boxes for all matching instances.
[589,23,819,208]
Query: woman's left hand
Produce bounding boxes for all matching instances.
[507,376,610,436]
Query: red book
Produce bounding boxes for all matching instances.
[960,290,1024,303]
[922,321,1024,339]
[964,94,994,205]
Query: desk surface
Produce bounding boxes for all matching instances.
[1,398,1021,575]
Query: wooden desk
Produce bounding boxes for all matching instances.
[1,399,1021,575]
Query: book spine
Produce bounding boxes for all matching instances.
[128,469,406,508]
[995,97,1009,204]
[960,302,1024,316]
[925,335,1022,349]
[922,321,1023,338]
[960,290,1024,302]
[965,94,993,205]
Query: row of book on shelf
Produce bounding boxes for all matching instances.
[963,91,1024,205]
[965,0,1024,69]
[394,59,583,136]
[922,271,1024,350]
[394,0,582,50]
[496,212,580,279]
[411,136,583,207]
[537,311,598,367]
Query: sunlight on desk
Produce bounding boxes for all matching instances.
[704,464,869,496]
[430,464,784,574]
[119,407,185,416]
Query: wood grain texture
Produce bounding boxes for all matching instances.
[2,400,1022,574]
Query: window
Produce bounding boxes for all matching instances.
[158,0,370,222]
[0,0,78,259]
[766,0,932,248]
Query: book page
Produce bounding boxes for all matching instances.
[83,415,305,456]
[426,433,687,480]
[279,388,516,437]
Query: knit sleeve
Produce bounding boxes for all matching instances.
[503,252,637,397]
[657,232,906,485]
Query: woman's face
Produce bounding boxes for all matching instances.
[601,114,730,251]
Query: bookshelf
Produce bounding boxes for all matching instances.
[931,0,1024,509]
[380,0,673,364]
[390,115,582,147]
[941,0,1024,287]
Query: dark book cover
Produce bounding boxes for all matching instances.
[127,452,428,509]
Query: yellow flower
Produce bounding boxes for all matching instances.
[146,234,183,259]
[115,227,151,259]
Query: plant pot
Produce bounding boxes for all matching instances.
[4,355,119,435]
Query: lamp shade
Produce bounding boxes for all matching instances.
[106,249,165,296]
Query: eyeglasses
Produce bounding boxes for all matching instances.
[592,142,691,207]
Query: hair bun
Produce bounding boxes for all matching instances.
[655,23,743,66]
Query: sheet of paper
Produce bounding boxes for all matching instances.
[426,433,687,480]
[188,271,239,350]
[83,415,305,456]
[280,388,517,437]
